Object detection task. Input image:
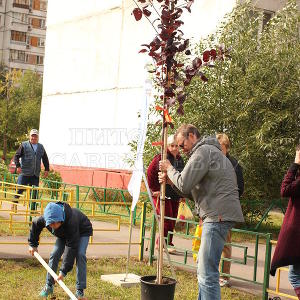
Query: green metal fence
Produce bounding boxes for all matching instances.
[2,172,150,225]
[140,204,274,300]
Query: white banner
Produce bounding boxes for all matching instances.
[128,79,151,211]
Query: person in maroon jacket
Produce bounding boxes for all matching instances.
[147,135,184,252]
[270,145,300,299]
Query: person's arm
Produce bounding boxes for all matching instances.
[147,155,160,193]
[235,162,244,197]
[42,149,50,172]
[28,216,46,249]
[281,163,300,198]
[14,144,24,170]
[59,220,80,276]
[166,147,210,195]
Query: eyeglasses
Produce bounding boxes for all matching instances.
[178,140,185,149]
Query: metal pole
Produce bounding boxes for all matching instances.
[34,251,78,300]
[262,233,272,300]
[124,211,134,281]
[139,202,146,261]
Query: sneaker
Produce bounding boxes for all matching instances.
[39,285,53,298]
[219,278,230,287]
[75,289,87,300]
[167,247,176,254]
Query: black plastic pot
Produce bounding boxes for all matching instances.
[140,275,176,300]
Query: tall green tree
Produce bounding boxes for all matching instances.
[0,68,42,161]
[135,1,300,213]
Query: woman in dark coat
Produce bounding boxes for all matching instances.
[147,135,184,251]
[270,146,300,299]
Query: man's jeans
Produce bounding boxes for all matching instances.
[197,221,234,300]
[46,236,90,290]
[15,175,40,210]
[288,264,300,289]
[15,175,39,197]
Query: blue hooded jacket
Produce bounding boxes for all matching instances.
[29,202,93,276]
[44,202,65,226]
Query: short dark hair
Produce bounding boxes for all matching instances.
[175,124,201,139]
[296,144,300,151]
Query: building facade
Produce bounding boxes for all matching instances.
[0,0,47,73]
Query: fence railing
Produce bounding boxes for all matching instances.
[0,173,296,299]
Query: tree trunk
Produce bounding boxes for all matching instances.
[3,131,7,162]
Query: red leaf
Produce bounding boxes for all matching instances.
[210,49,217,60]
[192,57,202,69]
[184,78,191,86]
[177,92,186,104]
[177,105,184,115]
[152,141,163,146]
[132,8,143,21]
[139,49,148,53]
[166,97,176,107]
[199,72,208,82]
[143,8,151,17]
[203,50,210,62]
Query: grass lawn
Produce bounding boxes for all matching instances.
[0,257,260,300]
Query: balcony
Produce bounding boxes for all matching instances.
[13,3,29,9]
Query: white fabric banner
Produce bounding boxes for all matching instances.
[128,79,151,211]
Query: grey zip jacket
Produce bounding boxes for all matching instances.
[167,136,244,223]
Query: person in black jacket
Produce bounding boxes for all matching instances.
[28,202,93,299]
[216,133,244,287]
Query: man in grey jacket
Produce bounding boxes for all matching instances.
[159,124,244,300]
[14,129,49,210]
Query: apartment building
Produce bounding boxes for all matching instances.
[0,0,47,73]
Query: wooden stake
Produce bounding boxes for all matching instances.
[34,251,78,300]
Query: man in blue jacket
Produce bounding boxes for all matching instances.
[28,202,93,299]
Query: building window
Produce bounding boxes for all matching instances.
[38,37,45,47]
[263,10,274,29]
[13,0,30,9]
[11,30,27,43]
[13,13,29,24]
[10,49,26,62]
[30,17,46,29]
[40,0,47,11]
[36,55,44,65]
[25,54,44,65]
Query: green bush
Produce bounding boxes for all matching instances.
[41,169,62,190]
[0,161,13,183]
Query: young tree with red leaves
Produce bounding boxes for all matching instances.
[132,0,226,284]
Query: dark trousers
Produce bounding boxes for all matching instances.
[153,196,180,245]
[14,175,39,210]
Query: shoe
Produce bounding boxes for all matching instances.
[75,289,87,300]
[39,285,53,297]
[11,204,17,213]
[219,278,230,287]
[167,247,176,254]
